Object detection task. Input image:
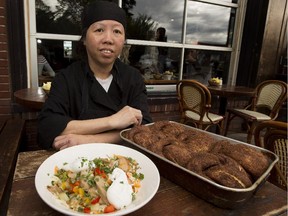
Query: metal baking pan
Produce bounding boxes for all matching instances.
[120,121,278,209]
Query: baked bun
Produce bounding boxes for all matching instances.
[186,152,220,174]
[186,153,252,188]
[205,166,250,188]
[122,125,151,141]
[185,135,216,153]
[162,144,193,167]
[214,142,270,179]
[205,154,252,188]
[133,131,158,149]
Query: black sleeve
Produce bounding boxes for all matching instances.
[127,71,153,125]
[137,79,153,125]
[37,72,73,149]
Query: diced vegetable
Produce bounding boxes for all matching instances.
[91,197,100,204]
[58,192,69,202]
[83,207,91,213]
[104,204,116,213]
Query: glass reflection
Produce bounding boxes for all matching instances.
[123,0,185,43]
[36,0,185,41]
[186,1,235,47]
[36,0,82,35]
[36,0,235,47]
[123,45,181,81]
[183,49,231,85]
[36,0,119,34]
[36,39,80,74]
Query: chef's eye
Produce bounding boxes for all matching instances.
[114,29,123,35]
[95,28,104,32]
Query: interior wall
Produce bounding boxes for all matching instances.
[258,0,287,82]
[236,0,269,87]
[6,0,27,114]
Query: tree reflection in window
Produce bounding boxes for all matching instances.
[36,0,119,35]
[36,0,158,41]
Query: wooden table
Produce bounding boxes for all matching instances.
[0,118,25,215]
[14,87,46,110]
[145,79,177,85]
[207,85,256,115]
[7,150,288,216]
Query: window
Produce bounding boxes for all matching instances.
[26,0,246,91]
[186,2,235,47]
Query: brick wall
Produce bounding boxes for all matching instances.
[148,95,181,122]
[0,0,11,117]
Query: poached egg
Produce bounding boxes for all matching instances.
[107,168,133,209]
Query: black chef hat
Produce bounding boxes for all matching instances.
[82,1,126,30]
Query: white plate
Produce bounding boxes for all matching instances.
[35,143,160,216]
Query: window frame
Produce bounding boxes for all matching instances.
[25,0,247,90]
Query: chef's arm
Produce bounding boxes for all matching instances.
[60,106,142,135]
[52,130,123,150]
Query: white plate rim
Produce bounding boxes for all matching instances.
[35,143,160,216]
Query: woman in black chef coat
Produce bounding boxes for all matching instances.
[38,1,152,150]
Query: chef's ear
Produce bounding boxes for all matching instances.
[80,28,88,45]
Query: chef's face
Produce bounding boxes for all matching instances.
[84,20,125,67]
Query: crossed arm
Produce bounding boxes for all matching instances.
[52,106,142,150]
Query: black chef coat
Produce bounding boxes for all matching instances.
[38,59,152,149]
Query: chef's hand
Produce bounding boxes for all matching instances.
[109,105,143,129]
[53,130,122,150]
[52,134,91,150]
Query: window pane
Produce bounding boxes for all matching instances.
[35,0,118,34]
[183,49,231,85]
[36,0,82,35]
[122,45,181,81]
[123,0,185,43]
[37,39,80,74]
[186,1,236,47]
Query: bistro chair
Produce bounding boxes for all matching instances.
[254,120,288,190]
[224,80,287,143]
[176,80,225,134]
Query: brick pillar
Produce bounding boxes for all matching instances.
[0,0,11,117]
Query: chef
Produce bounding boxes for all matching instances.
[38,1,152,150]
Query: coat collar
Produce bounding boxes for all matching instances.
[83,59,123,112]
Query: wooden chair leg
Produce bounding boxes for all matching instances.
[246,123,256,144]
[180,116,185,124]
[219,120,224,135]
[199,124,203,130]
[224,112,232,136]
[275,164,288,189]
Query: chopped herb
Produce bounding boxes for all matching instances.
[77,206,84,212]
[133,172,144,180]
[132,193,136,201]
[88,179,96,186]
[104,185,109,191]
[79,158,89,168]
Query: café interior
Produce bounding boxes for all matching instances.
[0,0,287,215]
